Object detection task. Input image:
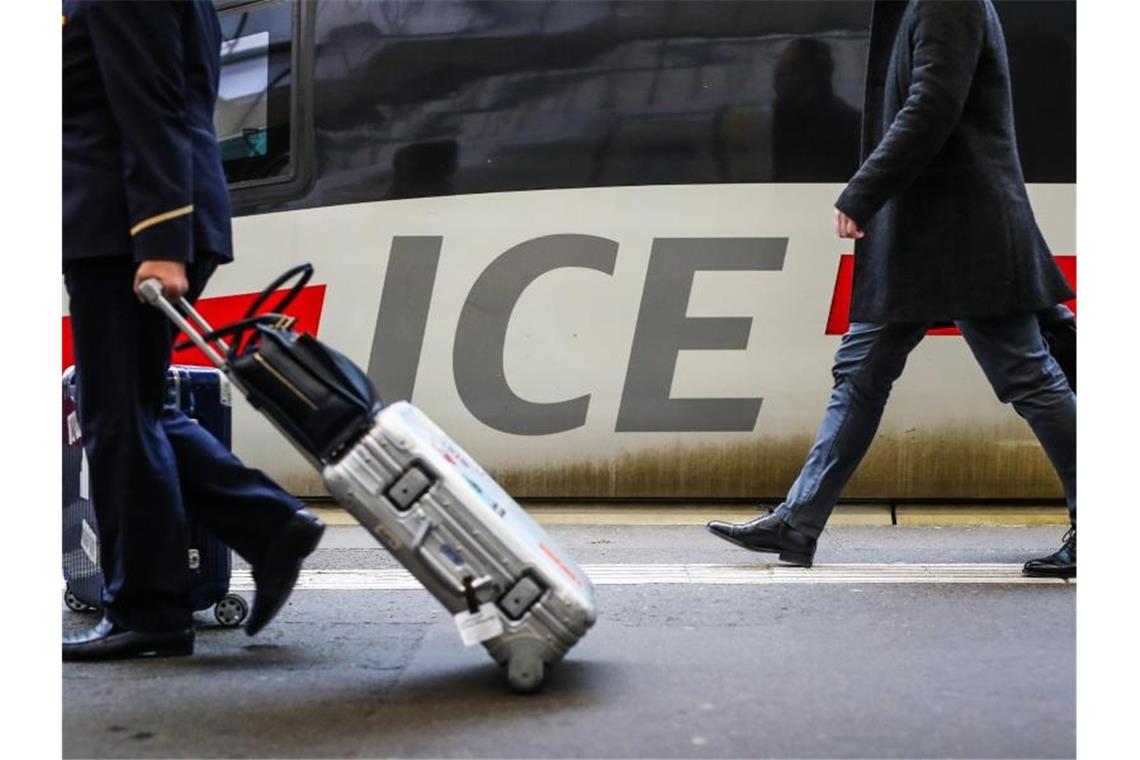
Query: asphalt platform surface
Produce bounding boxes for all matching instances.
[62,524,1075,759]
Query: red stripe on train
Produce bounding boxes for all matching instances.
[824,255,1076,335]
[62,285,327,370]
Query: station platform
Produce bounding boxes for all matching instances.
[63,519,1074,759]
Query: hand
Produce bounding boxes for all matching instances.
[835,208,865,239]
[134,260,189,301]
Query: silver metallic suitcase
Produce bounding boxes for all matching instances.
[322,401,596,693]
[139,274,596,693]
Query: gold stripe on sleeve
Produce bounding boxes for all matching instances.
[129,205,194,237]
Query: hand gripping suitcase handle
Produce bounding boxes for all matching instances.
[138,278,230,369]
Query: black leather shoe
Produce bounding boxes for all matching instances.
[706,511,817,567]
[246,509,325,636]
[1023,526,1076,578]
[63,617,193,661]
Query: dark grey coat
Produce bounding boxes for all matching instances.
[835,0,1073,323]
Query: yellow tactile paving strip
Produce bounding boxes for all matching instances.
[305,503,1069,527]
[228,563,1073,590]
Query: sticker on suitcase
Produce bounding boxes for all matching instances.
[539,541,584,588]
[388,403,587,592]
[79,449,90,501]
[390,405,509,508]
[81,519,99,566]
[67,411,82,445]
[219,376,232,407]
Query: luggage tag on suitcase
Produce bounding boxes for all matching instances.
[454,604,504,647]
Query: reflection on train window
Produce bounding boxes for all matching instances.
[217,32,269,161]
[215,1,293,186]
[259,0,1071,212]
[295,0,874,209]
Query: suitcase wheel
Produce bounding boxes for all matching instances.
[214,594,249,627]
[63,587,97,613]
[507,652,545,695]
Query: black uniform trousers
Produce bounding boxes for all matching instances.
[64,255,303,633]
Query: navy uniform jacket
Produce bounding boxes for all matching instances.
[63,0,233,265]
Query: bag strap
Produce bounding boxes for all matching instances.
[242,263,314,320]
[172,314,291,354]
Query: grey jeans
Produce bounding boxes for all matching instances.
[774,312,1076,539]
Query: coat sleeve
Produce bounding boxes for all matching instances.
[85,1,194,263]
[835,0,986,227]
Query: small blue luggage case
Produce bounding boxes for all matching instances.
[61,365,249,627]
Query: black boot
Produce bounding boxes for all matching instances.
[63,617,193,661]
[1023,526,1076,578]
[246,509,326,636]
[706,511,817,567]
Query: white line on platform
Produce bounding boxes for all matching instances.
[227,563,1072,591]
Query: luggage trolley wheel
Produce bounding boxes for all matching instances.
[63,586,96,613]
[506,651,546,694]
[214,593,249,627]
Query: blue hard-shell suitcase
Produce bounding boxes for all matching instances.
[61,365,249,627]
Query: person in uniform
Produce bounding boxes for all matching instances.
[62,0,325,660]
[707,0,1077,577]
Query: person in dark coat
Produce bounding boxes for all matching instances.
[707,0,1076,576]
[62,0,325,660]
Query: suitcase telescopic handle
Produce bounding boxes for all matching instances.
[138,278,230,369]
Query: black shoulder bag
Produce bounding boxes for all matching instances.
[180,264,381,464]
